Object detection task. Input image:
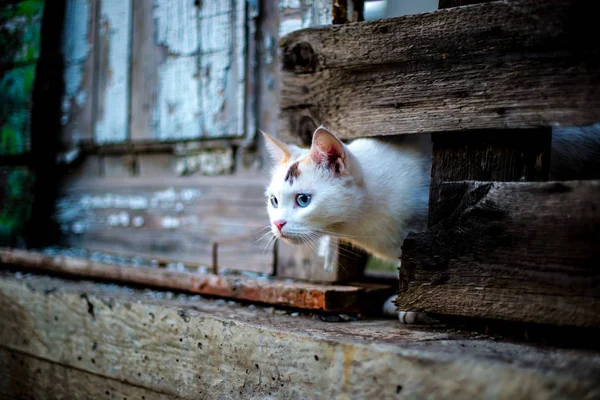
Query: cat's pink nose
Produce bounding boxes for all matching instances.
[273,220,286,231]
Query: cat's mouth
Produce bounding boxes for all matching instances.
[275,231,322,246]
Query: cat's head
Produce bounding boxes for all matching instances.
[263,127,363,245]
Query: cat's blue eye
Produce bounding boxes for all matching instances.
[269,195,278,208]
[295,193,311,207]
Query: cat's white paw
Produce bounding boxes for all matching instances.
[382,295,398,316]
[382,295,439,324]
[397,311,439,325]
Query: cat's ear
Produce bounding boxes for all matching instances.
[309,126,346,174]
[261,130,292,163]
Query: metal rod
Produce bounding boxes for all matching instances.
[212,242,219,275]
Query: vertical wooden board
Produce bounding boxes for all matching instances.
[153,0,202,141]
[243,0,258,144]
[199,0,246,138]
[233,0,247,136]
[94,0,132,144]
[61,0,96,147]
[128,0,160,141]
[199,1,232,137]
[156,57,201,140]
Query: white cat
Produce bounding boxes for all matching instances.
[263,126,431,322]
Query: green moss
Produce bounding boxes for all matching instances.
[0,1,43,244]
[0,124,25,154]
[0,65,36,154]
[0,0,44,64]
[16,0,44,19]
[0,167,35,244]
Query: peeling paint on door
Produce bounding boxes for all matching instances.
[61,0,94,144]
[153,0,202,140]
[95,0,132,143]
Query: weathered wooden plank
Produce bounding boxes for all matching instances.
[128,0,160,141]
[94,0,132,143]
[279,0,600,142]
[152,0,202,141]
[55,175,273,273]
[428,129,551,226]
[242,0,259,148]
[0,347,173,400]
[0,272,599,399]
[198,0,246,138]
[100,154,136,177]
[234,0,247,137]
[0,249,391,311]
[398,180,600,328]
[61,0,96,147]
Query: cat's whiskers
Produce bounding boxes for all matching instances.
[298,235,318,257]
[261,234,277,256]
[254,228,276,244]
[315,228,372,239]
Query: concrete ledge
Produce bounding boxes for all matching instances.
[0,271,599,399]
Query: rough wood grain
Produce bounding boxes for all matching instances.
[128,0,161,141]
[428,129,551,226]
[438,0,492,8]
[153,0,202,141]
[398,180,600,328]
[0,248,391,312]
[279,0,600,142]
[94,0,132,143]
[61,0,96,147]
[0,272,599,399]
[0,347,172,400]
[199,0,246,138]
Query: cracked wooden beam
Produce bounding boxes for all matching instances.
[398,180,600,327]
[0,272,599,398]
[279,0,600,142]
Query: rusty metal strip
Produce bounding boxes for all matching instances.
[0,248,392,312]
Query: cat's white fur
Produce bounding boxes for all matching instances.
[263,127,430,263]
